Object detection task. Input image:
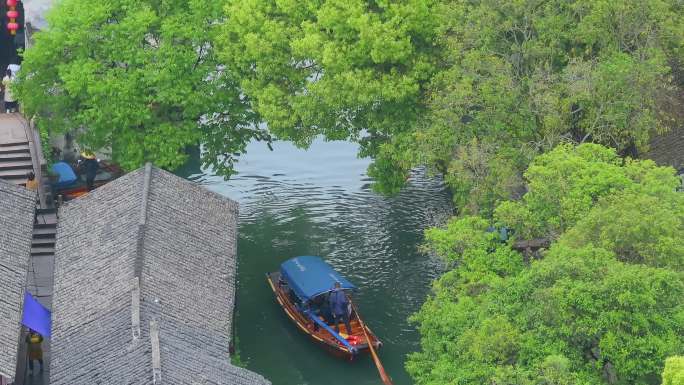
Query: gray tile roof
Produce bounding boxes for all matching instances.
[0,179,35,381]
[646,125,684,172]
[50,164,270,385]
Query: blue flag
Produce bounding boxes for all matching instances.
[22,293,51,338]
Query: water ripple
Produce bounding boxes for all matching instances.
[180,139,453,385]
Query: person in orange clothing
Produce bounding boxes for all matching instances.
[25,330,44,374]
[25,172,39,191]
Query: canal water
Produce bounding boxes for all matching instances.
[177,139,453,385]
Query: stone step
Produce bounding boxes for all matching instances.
[0,174,27,184]
[0,140,28,147]
[31,237,55,246]
[0,160,33,170]
[0,152,31,161]
[36,213,57,225]
[0,168,31,178]
[34,222,56,230]
[31,246,55,256]
[0,143,30,153]
[36,207,57,215]
[33,227,57,238]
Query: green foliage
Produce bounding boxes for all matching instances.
[410,144,684,385]
[559,190,684,270]
[16,0,266,174]
[424,215,493,265]
[216,0,682,206]
[407,0,684,212]
[412,240,684,385]
[663,357,684,385]
[443,140,529,216]
[494,143,683,244]
[18,0,683,200]
[37,119,53,166]
[218,0,439,191]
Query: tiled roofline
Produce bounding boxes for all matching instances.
[134,163,153,279]
[0,176,35,201]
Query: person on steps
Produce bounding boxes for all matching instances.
[25,172,39,191]
[2,69,18,113]
[25,172,40,222]
[328,282,352,335]
[26,330,44,374]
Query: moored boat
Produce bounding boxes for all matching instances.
[266,256,382,360]
[50,160,122,201]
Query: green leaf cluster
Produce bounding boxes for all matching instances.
[16,0,267,174]
[663,357,684,385]
[409,143,684,385]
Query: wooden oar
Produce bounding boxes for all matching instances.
[351,301,393,385]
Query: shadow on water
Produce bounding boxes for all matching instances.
[178,139,453,385]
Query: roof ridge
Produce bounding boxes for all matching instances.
[139,163,152,226]
[148,165,239,211]
[134,163,152,281]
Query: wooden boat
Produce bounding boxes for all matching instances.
[267,256,382,360]
[56,180,110,200]
[52,161,123,201]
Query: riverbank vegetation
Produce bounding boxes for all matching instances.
[409,144,684,384]
[13,0,684,384]
[17,0,683,198]
[219,0,684,213]
[16,0,269,174]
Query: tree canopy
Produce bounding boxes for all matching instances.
[217,0,439,192]
[410,0,684,212]
[213,0,684,204]
[16,0,684,197]
[16,0,267,174]
[409,143,684,385]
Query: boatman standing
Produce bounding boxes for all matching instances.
[78,151,99,191]
[329,282,352,335]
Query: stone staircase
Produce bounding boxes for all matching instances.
[0,141,33,185]
[0,140,57,262]
[0,114,53,385]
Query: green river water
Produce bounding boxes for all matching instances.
[178,139,453,385]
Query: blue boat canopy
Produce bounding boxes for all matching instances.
[280,256,356,301]
[51,161,78,189]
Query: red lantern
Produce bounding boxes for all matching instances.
[6,0,19,35]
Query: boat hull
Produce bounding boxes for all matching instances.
[55,180,109,200]
[266,272,381,361]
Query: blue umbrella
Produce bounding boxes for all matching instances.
[22,293,51,338]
